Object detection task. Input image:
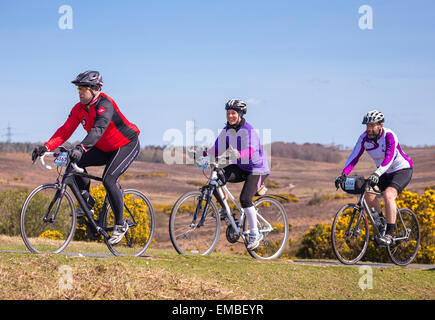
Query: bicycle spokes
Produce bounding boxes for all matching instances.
[332,205,369,265]
[104,190,155,257]
[246,197,289,260]
[169,191,220,256]
[20,184,76,253]
[387,208,420,266]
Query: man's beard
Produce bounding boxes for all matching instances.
[367,129,381,140]
[80,97,92,105]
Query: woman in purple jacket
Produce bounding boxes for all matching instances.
[206,99,270,250]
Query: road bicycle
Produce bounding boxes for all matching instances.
[20,147,155,256]
[168,155,289,260]
[331,176,420,266]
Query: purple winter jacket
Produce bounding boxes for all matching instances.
[207,119,270,174]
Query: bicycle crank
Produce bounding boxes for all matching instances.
[225,225,240,243]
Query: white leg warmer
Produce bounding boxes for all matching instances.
[244,206,259,234]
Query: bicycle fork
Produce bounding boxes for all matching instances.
[191,185,214,228]
[43,184,67,223]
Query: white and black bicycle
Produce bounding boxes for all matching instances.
[168,155,289,260]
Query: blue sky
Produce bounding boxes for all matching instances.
[0,0,434,148]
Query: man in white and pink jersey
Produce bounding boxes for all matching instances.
[335,110,413,245]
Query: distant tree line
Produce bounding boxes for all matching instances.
[0,141,348,164]
[270,142,343,163]
[0,142,40,154]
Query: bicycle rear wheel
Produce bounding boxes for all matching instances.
[20,184,76,253]
[387,208,420,266]
[244,196,289,260]
[331,204,369,265]
[169,191,220,255]
[104,189,155,257]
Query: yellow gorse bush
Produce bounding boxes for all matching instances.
[297,188,435,264]
[396,189,435,264]
[73,185,152,247]
[39,229,64,240]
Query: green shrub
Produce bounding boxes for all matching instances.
[0,188,31,236]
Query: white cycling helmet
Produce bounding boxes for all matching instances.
[225,99,247,115]
[362,110,384,124]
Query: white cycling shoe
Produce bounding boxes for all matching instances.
[108,221,129,245]
[246,232,263,251]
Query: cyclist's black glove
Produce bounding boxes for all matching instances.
[334,173,346,189]
[368,173,380,187]
[32,145,48,163]
[70,145,85,163]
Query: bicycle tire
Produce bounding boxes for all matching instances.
[104,189,155,257]
[20,184,76,254]
[387,208,420,266]
[169,190,220,256]
[244,196,289,260]
[331,203,369,265]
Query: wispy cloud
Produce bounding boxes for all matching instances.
[246,98,262,105]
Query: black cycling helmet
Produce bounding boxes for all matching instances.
[225,99,247,115]
[72,70,103,90]
[362,110,384,124]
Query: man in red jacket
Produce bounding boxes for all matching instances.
[32,71,141,245]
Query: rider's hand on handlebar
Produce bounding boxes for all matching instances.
[69,145,85,163]
[334,173,346,189]
[228,147,241,161]
[32,145,49,163]
[367,173,380,187]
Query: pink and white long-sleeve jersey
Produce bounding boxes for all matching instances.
[343,128,413,176]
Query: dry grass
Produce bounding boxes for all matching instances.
[0,254,241,300]
[0,236,434,300]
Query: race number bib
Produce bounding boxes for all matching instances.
[54,152,69,167]
[344,177,356,191]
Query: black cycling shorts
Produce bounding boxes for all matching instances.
[217,164,268,208]
[75,137,140,225]
[378,168,412,194]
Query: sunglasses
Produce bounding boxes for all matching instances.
[77,86,89,92]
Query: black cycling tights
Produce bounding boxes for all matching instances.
[214,164,268,209]
[75,137,140,225]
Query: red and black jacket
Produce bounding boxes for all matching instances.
[45,92,140,153]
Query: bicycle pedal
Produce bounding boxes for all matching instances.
[125,218,135,228]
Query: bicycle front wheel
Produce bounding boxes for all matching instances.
[169,191,220,255]
[20,184,76,253]
[244,196,290,260]
[387,208,420,266]
[331,204,369,265]
[104,189,155,257]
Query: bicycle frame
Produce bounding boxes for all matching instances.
[350,182,409,241]
[195,163,273,242]
[43,156,111,239]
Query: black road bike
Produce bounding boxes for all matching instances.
[332,177,420,266]
[20,147,155,256]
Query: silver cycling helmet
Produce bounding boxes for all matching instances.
[362,110,384,124]
[72,70,103,90]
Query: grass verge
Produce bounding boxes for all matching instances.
[0,235,433,300]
